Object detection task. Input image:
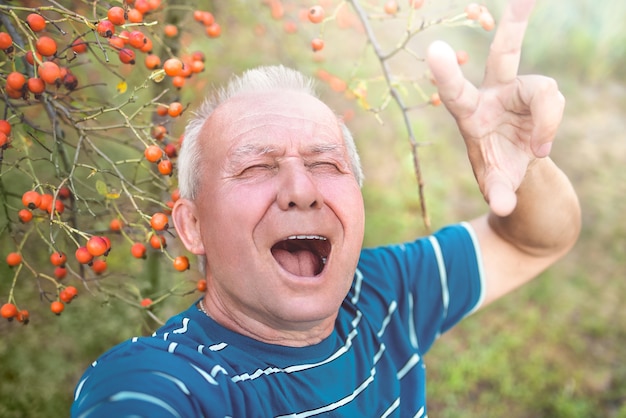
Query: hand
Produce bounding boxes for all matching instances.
[426,0,565,216]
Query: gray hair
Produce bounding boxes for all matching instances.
[176,65,363,201]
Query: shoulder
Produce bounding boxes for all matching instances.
[72,304,239,417]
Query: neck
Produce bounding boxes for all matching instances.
[198,295,336,347]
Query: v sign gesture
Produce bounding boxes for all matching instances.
[427,0,580,307]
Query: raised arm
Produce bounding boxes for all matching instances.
[427,0,581,306]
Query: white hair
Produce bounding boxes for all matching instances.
[176,65,363,201]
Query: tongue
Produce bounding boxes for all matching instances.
[272,248,320,276]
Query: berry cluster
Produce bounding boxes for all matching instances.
[0,1,219,323]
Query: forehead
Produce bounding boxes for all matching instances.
[205,90,343,153]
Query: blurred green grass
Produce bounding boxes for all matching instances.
[1,1,626,416]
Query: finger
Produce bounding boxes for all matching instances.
[486,176,518,217]
[427,40,479,119]
[483,0,536,86]
[517,75,565,157]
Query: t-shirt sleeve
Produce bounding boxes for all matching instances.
[356,222,484,354]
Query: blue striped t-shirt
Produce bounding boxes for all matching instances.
[71,223,484,417]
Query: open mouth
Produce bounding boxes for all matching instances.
[271,235,331,277]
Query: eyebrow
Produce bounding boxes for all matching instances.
[230,141,343,159]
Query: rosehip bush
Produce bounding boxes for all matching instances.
[0,0,224,322]
[0,0,489,325]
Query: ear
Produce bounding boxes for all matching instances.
[172,198,205,255]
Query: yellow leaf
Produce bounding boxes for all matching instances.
[117,81,127,93]
[105,192,121,200]
[95,180,108,196]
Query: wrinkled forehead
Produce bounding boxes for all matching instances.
[203,90,343,151]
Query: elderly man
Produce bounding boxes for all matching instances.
[71,0,580,416]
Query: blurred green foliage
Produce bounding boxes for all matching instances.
[1,0,625,417]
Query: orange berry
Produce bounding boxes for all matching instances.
[140,298,152,307]
[18,209,33,223]
[128,30,147,49]
[205,23,221,38]
[151,125,167,140]
[167,102,183,117]
[127,8,143,23]
[50,251,67,266]
[131,242,147,259]
[64,285,78,299]
[54,266,67,280]
[311,38,324,52]
[196,279,207,292]
[38,61,61,84]
[171,188,180,202]
[173,255,190,271]
[1,303,18,320]
[22,190,41,209]
[140,36,153,53]
[144,145,163,163]
[107,6,126,25]
[118,48,136,65]
[134,0,151,14]
[409,0,424,9]
[157,159,173,176]
[164,143,177,158]
[38,193,52,211]
[97,20,116,38]
[109,218,123,231]
[50,300,65,315]
[171,75,186,89]
[0,119,11,135]
[308,5,325,23]
[478,9,495,31]
[24,50,41,65]
[191,51,205,62]
[384,1,398,15]
[26,13,47,32]
[149,233,166,249]
[91,259,108,274]
[7,71,26,91]
[86,236,108,257]
[465,3,481,20]
[164,24,178,37]
[75,246,94,264]
[430,92,442,106]
[36,36,57,56]
[0,32,12,50]
[27,77,46,94]
[0,132,8,149]
[190,59,204,74]
[150,212,169,231]
[163,58,183,77]
[72,38,87,54]
[156,104,168,117]
[107,36,125,50]
[144,54,161,69]
[196,11,215,26]
[16,309,29,324]
[6,252,22,267]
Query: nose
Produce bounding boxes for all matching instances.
[277,161,324,211]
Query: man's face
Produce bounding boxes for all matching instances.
[180,90,365,339]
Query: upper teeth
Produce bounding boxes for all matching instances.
[287,235,327,240]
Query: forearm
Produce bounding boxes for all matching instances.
[488,157,581,257]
